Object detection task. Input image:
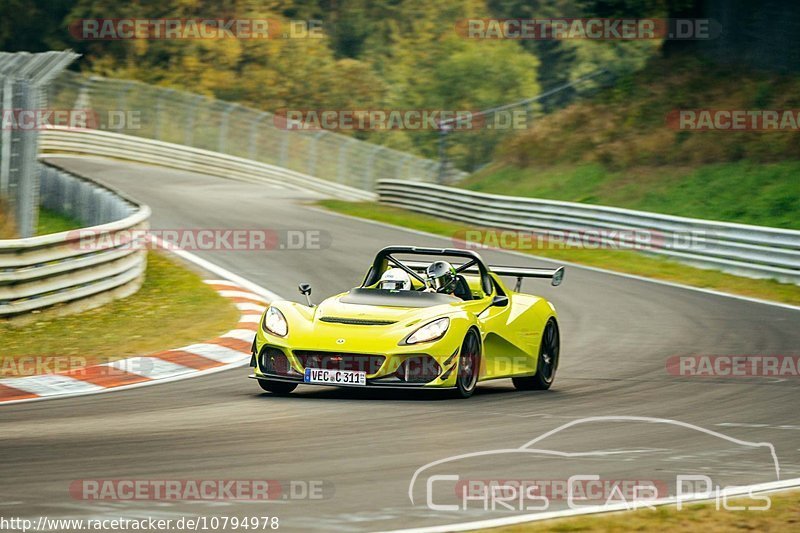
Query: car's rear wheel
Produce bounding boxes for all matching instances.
[513,318,559,391]
[455,329,481,398]
[257,379,297,395]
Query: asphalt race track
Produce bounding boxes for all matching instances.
[1,156,799,532]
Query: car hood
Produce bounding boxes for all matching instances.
[266,291,471,355]
[313,291,460,327]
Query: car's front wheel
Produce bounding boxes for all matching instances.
[257,379,297,395]
[513,318,559,391]
[455,329,481,398]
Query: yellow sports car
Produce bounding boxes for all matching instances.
[249,246,563,398]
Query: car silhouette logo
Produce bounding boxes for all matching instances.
[336,338,345,344]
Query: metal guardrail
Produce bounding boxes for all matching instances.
[0,164,150,317]
[377,180,800,284]
[48,71,462,190]
[39,127,376,202]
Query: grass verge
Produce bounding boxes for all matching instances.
[37,206,83,235]
[485,490,800,532]
[317,200,800,306]
[0,198,15,238]
[464,161,800,230]
[0,205,84,238]
[0,252,241,377]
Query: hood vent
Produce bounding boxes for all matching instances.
[319,316,397,326]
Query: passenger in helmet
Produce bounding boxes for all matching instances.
[425,261,457,294]
[379,267,412,291]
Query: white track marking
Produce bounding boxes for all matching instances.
[0,375,103,396]
[217,290,269,303]
[718,422,800,431]
[238,314,261,323]
[203,279,242,287]
[151,235,282,302]
[105,357,195,379]
[181,344,250,364]
[236,302,267,313]
[221,329,259,341]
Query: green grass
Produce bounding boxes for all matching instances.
[0,252,241,377]
[464,161,800,230]
[37,207,83,235]
[0,205,84,238]
[318,200,800,305]
[0,197,15,238]
[485,490,800,532]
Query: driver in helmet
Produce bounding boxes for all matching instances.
[424,261,457,294]
[379,267,412,291]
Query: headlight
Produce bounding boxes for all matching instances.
[263,306,288,337]
[405,317,450,345]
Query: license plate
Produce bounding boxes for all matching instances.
[304,368,366,386]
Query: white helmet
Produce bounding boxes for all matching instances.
[379,268,412,291]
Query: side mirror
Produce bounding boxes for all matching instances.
[551,267,565,287]
[298,283,313,306]
[491,295,509,307]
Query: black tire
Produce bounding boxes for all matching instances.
[513,318,559,391]
[257,380,297,395]
[454,329,481,398]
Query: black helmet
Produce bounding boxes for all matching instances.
[426,261,457,293]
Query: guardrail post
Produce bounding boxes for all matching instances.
[73,76,93,114]
[184,95,204,147]
[337,138,356,184]
[117,81,132,118]
[366,145,384,190]
[279,129,290,168]
[308,131,325,177]
[218,103,235,153]
[437,125,451,184]
[401,154,413,181]
[16,80,40,237]
[0,78,11,196]
[154,89,174,141]
[248,112,269,161]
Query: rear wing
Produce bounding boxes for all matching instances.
[404,261,564,290]
[490,265,565,288]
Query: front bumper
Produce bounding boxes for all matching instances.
[251,339,462,389]
[249,373,456,389]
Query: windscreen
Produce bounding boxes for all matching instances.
[340,288,459,308]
